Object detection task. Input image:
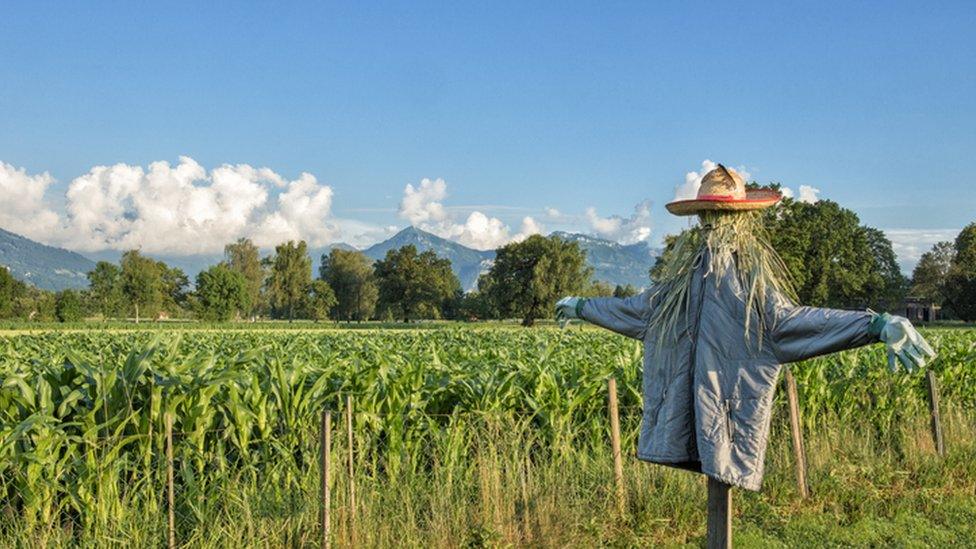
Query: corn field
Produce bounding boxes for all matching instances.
[1,326,974,546]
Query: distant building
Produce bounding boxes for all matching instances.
[903,297,940,323]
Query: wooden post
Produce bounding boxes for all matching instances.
[706,478,732,549]
[784,367,809,499]
[345,395,357,545]
[926,370,945,457]
[607,378,625,514]
[321,410,332,549]
[165,412,175,549]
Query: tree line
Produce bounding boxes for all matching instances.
[1,196,974,324]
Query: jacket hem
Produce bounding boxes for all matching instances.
[636,452,762,492]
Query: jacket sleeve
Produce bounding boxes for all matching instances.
[770,300,880,364]
[579,290,654,340]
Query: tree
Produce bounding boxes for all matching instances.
[650,234,680,283]
[306,279,338,322]
[320,249,378,321]
[862,227,908,311]
[224,238,266,318]
[120,250,165,322]
[613,284,638,298]
[0,267,27,319]
[652,194,907,311]
[161,266,190,316]
[266,241,313,320]
[373,245,460,321]
[195,264,250,322]
[910,241,954,304]
[86,261,126,318]
[946,223,976,321]
[485,235,590,326]
[761,198,905,310]
[55,289,84,322]
[583,280,614,297]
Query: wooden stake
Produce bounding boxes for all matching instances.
[926,370,945,457]
[321,410,332,549]
[784,367,809,499]
[706,477,732,549]
[165,412,175,549]
[607,377,625,514]
[345,395,357,545]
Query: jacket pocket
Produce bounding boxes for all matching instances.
[727,397,763,442]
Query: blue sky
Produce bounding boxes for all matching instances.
[1,2,973,271]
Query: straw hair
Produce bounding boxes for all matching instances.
[666,164,780,216]
[647,210,797,351]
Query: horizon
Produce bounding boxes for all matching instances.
[3,3,974,274]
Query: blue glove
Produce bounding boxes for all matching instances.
[555,297,587,328]
[869,312,936,372]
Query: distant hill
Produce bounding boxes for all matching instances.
[550,231,657,289]
[0,223,656,294]
[0,228,95,290]
[363,227,494,291]
[360,226,657,291]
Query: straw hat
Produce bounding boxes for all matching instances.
[665,164,781,216]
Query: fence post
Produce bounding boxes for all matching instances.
[706,477,732,549]
[345,395,357,545]
[784,367,809,499]
[321,410,332,549]
[165,412,175,549]
[926,370,945,457]
[608,377,625,515]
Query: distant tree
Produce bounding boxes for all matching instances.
[195,264,250,322]
[613,284,639,298]
[224,238,266,318]
[86,261,126,318]
[0,267,27,318]
[862,227,909,310]
[485,234,590,326]
[583,280,615,297]
[910,241,955,305]
[55,289,84,322]
[14,287,56,322]
[161,265,190,316]
[266,241,313,321]
[320,249,378,321]
[374,245,460,321]
[306,279,338,322]
[652,195,906,311]
[946,223,976,321]
[120,250,165,322]
[650,234,680,283]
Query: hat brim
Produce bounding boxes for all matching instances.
[665,189,782,216]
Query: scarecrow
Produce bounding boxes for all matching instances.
[555,165,935,541]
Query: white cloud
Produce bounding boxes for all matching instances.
[544,207,562,219]
[797,185,820,204]
[585,199,652,244]
[884,228,960,273]
[0,162,61,242]
[673,159,752,201]
[399,178,448,225]
[513,216,543,242]
[0,157,342,254]
[397,177,541,250]
[780,187,795,199]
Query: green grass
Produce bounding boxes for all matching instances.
[0,326,973,547]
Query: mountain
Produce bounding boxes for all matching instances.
[550,231,657,289]
[0,228,96,290]
[363,226,494,291]
[359,227,657,292]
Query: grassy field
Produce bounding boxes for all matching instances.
[0,325,974,547]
